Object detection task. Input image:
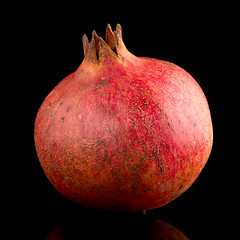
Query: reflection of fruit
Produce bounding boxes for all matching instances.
[45,215,189,240]
[35,24,213,211]
[143,219,189,240]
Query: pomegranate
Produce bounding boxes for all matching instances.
[34,24,213,211]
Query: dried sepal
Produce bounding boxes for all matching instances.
[82,24,127,64]
[116,23,122,39]
[82,34,89,57]
[105,24,117,53]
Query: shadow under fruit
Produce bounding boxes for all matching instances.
[45,214,189,240]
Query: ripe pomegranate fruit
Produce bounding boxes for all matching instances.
[34,24,213,211]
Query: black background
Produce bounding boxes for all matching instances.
[7,2,236,239]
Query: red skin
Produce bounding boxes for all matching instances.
[34,25,213,211]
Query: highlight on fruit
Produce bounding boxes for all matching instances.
[34,24,213,212]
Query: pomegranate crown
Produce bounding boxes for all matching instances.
[82,24,129,64]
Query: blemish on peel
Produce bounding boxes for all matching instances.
[92,79,109,89]
[153,146,164,175]
[162,62,177,68]
[47,103,52,109]
[168,122,174,132]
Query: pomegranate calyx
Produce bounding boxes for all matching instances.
[82,24,126,64]
[105,24,118,54]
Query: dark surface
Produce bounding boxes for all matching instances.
[7,3,235,239]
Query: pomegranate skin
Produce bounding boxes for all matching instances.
[34,24,213,211]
